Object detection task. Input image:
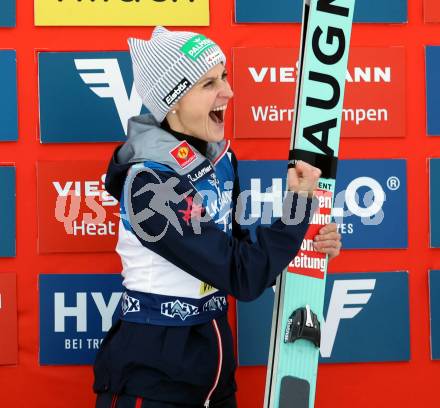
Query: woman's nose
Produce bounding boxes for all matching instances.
[220,81,234,99]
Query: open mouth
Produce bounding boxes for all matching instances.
[209,104,226,125]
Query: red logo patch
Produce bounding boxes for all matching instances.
[170,141,197,168]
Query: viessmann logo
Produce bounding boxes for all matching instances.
[75,58,189,129]
[52,172,118,237]
[233,47,405,139]
[37,161,120,254]
[248,64,391,125]
[74,58,143,135]
[248,65,391,84]
[276,278,376,358]
[320,279,375,358]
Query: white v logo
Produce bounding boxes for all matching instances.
[75,58,143,134]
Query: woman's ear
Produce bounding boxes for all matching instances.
[171,99,181,112]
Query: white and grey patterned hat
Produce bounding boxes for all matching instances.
[128,26,226,123]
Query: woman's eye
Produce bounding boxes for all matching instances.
[203,73,228,87]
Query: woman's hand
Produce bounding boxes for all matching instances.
[313,223,342,260]
[287,161,321,198]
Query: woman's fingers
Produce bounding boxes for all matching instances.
[314,232,341,242]
[315,223,342,260]
[287,161,321,197]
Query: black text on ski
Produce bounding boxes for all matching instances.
[303,0,349,158]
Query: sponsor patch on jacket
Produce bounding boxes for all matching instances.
[187,162,214,183]
[121,292,140,315]
[170,140,197,168]
[203,296,227,312]
[200,282,217,296]
[161,300,199,321]
[163,78,191,107]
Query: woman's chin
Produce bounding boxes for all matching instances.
[208,132,224,143]
[207,123,225,142]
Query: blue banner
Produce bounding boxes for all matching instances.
[0,0,15,27]
[235,0,407,23]
[238,272,409,365]
[430,159,440,247]
[39,274,123,365]
[427,47,440,136]
[237,159,408,249]
[430,270,440,359]
[38,52,147,143]
[0,167,15,257]
[0,51,18,141]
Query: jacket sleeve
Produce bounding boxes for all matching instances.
[229,150,252,242]
[124,166,316,301]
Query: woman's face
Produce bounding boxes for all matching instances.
[166,63,233,143]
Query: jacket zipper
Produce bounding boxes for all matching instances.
[204,319,223,408]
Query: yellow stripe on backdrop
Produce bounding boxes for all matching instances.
[34,0,209,26]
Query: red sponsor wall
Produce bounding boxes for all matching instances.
[425,0,440,22]
[0,273,17,365]
[1,1,440,407]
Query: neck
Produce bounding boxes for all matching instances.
[161,118,208,157]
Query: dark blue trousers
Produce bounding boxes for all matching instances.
[95,392,237,408]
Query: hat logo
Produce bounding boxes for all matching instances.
[163,78,192,107]
[181,34,216,61]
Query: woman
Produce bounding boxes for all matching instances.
[94,26,342,408]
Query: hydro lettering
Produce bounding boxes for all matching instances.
[54,291,122,350]
[248,175,386,229]
[332,176,386,228]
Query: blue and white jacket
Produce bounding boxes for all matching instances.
[93,113,315,405]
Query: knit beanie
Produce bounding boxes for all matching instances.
[127,26,227,123]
